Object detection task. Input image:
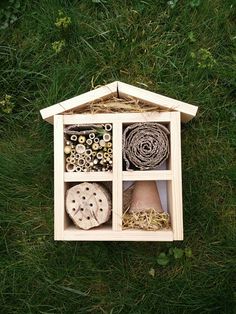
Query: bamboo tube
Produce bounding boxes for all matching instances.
[86,138,93,146]
[107,148,112,154]
[94,137,99,143]
[70,157,75,164]
[70,135,77,141]
[85,149,92,156]
[103,133,111,142]
[66,156,71,163]
[78,135,86,143]
[92,143,99,151]
[89,133,95,140]
[64,146,71,154]
[107,142,112,148]
[76,144,85,154]
[86,156,92,162]
[77,158,85,166]
[104,123,112,131]
[97,152,103,159]
[66,163,76,172]
[99,139,106,147]
[85,161,91,167]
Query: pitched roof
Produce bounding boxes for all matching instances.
[40,81,198,124]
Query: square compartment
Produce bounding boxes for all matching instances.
[122,122,170,171]
[122,180,171,231]
[64,181,113,236]
[64,123,113,173]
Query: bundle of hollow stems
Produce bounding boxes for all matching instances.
[64,124,113,172]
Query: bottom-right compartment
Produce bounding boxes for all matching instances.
[122,180,172,232]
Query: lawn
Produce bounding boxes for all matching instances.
[0,0,235,313]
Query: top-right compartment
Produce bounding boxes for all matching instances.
[122,120,171,171]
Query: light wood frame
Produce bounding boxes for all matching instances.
[54,111,183,241]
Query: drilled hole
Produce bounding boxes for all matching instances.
[72,208,75,211]
[72,200,75,203]
[86,187,89,191]
[90,203,93,207]
[82,196,86,200]
[80,208,84,211]
[100,208,103,212]
[77,191,80,194]
[99,199,102,203]
[93,192,96,196]
[87,216,90,220]
[79,218,82,221]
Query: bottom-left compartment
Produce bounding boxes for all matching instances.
[64,181,113,232]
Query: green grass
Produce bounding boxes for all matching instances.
[0,0,235,313]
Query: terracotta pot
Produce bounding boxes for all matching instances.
[130,181,163,213]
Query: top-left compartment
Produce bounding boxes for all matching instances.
[64,123,113,173]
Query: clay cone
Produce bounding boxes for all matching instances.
[130,181,163,213]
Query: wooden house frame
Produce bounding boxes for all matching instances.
[40,81,198,241]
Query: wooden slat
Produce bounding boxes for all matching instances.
[113,122,123,231]
[168,112,183,240]
[64,172,113,182]
[117,81,198,123]
[123,170,172,181]
[63,111,172,125]
[40,81,118,124]
[111,122,119,231]
[63,226,173,241]
[54,115,65,240]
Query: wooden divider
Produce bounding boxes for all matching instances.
[54,115,65,240]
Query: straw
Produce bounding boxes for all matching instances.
[63,96,170,114]
[122,208,170,231]
[122,184,171,231]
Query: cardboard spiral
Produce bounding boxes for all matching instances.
[123,122,170,170]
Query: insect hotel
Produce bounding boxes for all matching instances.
[40,81,198,241]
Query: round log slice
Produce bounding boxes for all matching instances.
[66,182,112,230]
